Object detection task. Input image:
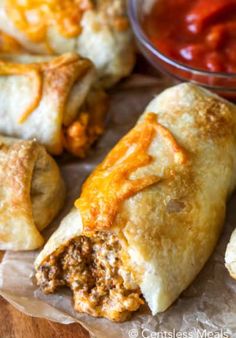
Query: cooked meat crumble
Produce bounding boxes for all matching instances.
[36,232,143,321]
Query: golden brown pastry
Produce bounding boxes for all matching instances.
[35,83,236,321]
[0,52,108,157]
[0,0,135,87]
[0,136,65,251]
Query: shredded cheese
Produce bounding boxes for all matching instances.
[0,53,88,124]
[0,62,43,123]
[0,31,23,52]
[75,113,187,231]
[6,0,93,42]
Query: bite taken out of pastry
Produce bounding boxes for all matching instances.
[0,136,65,251]
[35,83,236,321]
[0,52,108,157]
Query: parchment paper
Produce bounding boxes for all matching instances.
[0,74,236,338]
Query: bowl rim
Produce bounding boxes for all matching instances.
[128,0,236,79]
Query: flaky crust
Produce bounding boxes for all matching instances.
[35,83,236,316]
[0,136,65,250]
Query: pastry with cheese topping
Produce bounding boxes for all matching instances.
[0,52,108,157]
[35,83,236,321]
[0,0,135,87]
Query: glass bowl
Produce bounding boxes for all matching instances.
[128,0,236,100]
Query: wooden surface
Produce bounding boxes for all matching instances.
[0,297,90,338]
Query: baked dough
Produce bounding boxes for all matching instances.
[0,136,65,250]
[0,52,108,156]
[0,0,135,87]
[35,83,236,321]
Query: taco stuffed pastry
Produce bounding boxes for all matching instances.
[0,52,108,157]
[0,0,135,87]
[35,83,236,321]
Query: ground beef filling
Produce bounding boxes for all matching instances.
[36,232,143,321]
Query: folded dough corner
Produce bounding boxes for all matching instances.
[35,83,236,321]
[0,52,108,157]
[0,0,135,87]
[0,136,65,250]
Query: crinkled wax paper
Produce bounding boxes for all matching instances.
[0,75,236,338]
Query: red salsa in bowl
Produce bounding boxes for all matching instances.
[143,0,236,74]
[128,0,236,99]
